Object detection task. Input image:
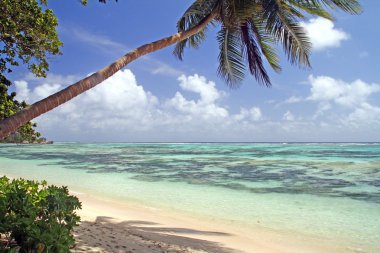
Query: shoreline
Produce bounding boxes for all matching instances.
[0,172,369,253]
[72,190,354,253]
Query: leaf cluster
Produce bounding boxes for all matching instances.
[0,0,62,78]
[0,176,82,253]
[175,0,361,87]
[0,79,42,144]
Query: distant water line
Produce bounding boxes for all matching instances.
[0,143,379,252]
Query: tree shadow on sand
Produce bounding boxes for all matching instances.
[72,216,240,253]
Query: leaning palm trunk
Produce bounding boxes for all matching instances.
[0,12,217,140]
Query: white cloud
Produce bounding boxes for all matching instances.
[166,74,229,121]
[313,102,332,119]
[24,73,79,86]
[15,70,158,133]
[305,75,380,132]
[15,73,80,103]
[178,74,221,104]
[15,71,265,141]
[167,92,229,121]
[307,75,380,108]
[285,96,303,104]
[300,18,349,50]
[83,70,157,112]
[274,95,303,108]
[283,111,295,121]
[34,84,62,100]
[346,103,380,127]
[13,71,380,142]
[14,81,30,102]
[15,81,62,103]
[234,107,262,122]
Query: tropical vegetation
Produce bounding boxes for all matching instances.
[0,0,63,142]
[0,81,44,143]
[0,176,81,252]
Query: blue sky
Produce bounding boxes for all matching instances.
[10,1,380,142]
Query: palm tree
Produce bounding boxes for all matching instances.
[0,0,361,139]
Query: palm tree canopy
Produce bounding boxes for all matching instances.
[174,0,361,87]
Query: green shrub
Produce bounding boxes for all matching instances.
[0,176,82,253]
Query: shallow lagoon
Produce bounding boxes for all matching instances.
[1,143,379,252]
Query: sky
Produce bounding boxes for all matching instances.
[9,0,380,142]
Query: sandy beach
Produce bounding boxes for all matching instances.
[1,172,363,253]
[71,192,353,253]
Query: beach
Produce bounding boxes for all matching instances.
[71,191,353,253]
[1,143,379,253]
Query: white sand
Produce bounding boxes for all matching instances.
[1,173,355,253]
[72,192,353,253]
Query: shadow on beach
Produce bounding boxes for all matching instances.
[72,216,239,253]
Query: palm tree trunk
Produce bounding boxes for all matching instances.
[0,12,217,140]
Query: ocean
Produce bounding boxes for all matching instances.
[1,143,379,252]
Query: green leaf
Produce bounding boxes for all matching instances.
[217,26,246,87]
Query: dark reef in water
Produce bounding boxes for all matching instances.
[0,143,379,204]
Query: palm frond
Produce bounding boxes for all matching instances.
[285,0,333,20]
[241,22,271,86]
[280,1,306,19]
[249,17,281,73]
[174,0,361,87]
[217,26,245,87]
[308,0,362,14]
[263,0,311,67]
[173,40,188,61]
[173,0,218,60]
[331,0,362,14]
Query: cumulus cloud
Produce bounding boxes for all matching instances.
[15,73,79,103]
[15,70,159,134]
[15,81,61,103]
[234,107,262,122]
[346,103,380,127]
[15,71,265,141]
[304,75,380,132]
[307,75,380,108]
[179,75,223,104]
[24,73,79,86]
[300,18,349,50]
[34,84,62,100]
[14,81,30,102]
[13,70,380,142]
[165,74,229,123]
[268,75,380,140]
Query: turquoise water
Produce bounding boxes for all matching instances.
[1,143,379,252]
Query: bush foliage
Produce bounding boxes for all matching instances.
[0,177,81,252]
